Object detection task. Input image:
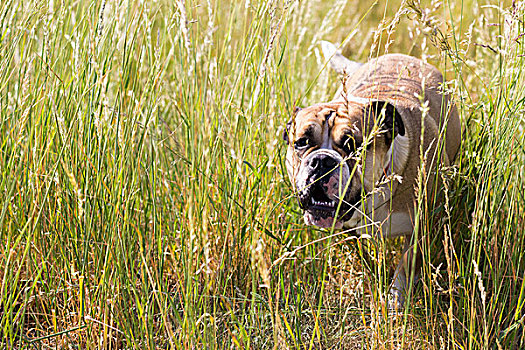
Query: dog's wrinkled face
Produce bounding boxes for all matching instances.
[283,101,404,228]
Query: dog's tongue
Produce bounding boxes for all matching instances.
[304,212,343,229]
[322,175,340,200]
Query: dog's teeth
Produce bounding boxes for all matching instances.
[310,199,336,208]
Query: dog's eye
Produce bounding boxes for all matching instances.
[294,137,310,150]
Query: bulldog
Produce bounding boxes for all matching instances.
[283,42,461,306]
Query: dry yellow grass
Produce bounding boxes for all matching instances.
[0,0,524,348]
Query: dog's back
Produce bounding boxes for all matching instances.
[344,54,461,164]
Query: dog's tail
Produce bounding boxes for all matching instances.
[321,41,362,76]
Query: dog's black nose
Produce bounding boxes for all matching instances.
[308,154,338,172]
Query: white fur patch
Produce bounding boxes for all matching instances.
[380,212,413,237]
[320,122,332,149]
[332,94,377,105]
[384,134,410,176]
[341,134,412,237]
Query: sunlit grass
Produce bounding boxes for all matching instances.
[0,0,524,348]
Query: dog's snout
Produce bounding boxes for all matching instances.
[308,154,338,172]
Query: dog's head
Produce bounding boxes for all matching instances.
[283,100,405,228]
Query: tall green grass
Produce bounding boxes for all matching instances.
[0,0,524,348]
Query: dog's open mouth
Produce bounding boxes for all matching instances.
[307,184,336,211]
[300,181,342,228]
[299,176,358,229]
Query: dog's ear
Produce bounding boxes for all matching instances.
[320,41,363,76]
[283,107,302,144]
[365,101,405,145]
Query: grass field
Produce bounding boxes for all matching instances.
[1,0,525,348]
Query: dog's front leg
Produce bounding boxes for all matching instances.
[389,236,422,309]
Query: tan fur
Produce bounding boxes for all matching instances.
[345,54,460,224]
[285,53,461,306]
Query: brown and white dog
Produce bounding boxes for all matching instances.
[283,42,461,306]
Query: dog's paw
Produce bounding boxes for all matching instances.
[387,288,406,315]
